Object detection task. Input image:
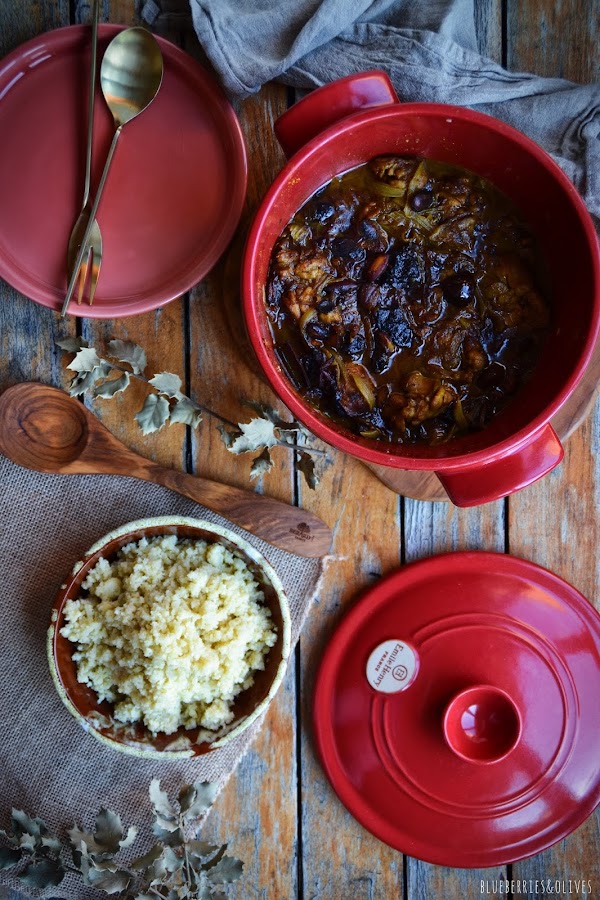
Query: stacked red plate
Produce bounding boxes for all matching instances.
[0,26,246,317]
[313,552,600,867]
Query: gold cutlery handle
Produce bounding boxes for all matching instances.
[82,0,100,207]
[61,126,121,317]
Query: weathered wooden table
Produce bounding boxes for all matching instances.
[1,1,598,898]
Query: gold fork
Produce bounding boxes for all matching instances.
[66,0,103,307]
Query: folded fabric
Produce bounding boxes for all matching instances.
[183,0,599,225]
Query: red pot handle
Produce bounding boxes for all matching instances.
[274,70,399,159]
[436,424,564,507]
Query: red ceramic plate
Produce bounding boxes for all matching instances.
[313,552,600,867]
[0,25,247,317]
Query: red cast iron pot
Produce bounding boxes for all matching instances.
[242,71,600,507]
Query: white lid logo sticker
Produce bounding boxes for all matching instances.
[366,640,419,693]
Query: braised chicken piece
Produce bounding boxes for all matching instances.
[266,155,549,445]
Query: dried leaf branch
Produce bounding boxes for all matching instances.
[56,337,327,489]
[0,779,242,899]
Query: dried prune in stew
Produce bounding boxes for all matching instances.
[410,189,434,212]
[383,245,423,290]
[312,200,335,222]
[442,271,476,306]
[265,154,549,446]
[373,308,413,348]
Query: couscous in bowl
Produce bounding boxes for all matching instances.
[48,517,291,758]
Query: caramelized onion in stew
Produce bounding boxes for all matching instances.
[265,155,550,445]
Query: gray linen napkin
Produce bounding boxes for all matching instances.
[0,456,323,899]
[180,0,600,224]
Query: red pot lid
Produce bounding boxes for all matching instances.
[313,552,600,867]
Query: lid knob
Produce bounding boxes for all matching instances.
[443,685,522,764]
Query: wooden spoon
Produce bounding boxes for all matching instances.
[0,383,332,558]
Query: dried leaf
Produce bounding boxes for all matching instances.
[146,855,168,882]
[86,866,131,894]
[108,339,147,375]
[177,784,196,814]
[194,872,213,900]
[297,450,319,490]
[0,847,20,869]
[276,428,301,445]
[41,834,62,855]
[181,782,218,822]
[68,826,105,859]
[149,372,183,399]
[170,397,203,428]
[294,421,317,442]
[242,400,292,430]
[18,833,37,851]
[162,846,184,873]
[68,363,112,397]
[93,808,125,854]
[68,347,103,374]
[186,840,219,859]
[18,858,65,889]
[135,394,170,435]
[208,855,244,884]
[250,447,274,479]
[119,825,138,850]
[152,822,184,846]
[131,845,164,871]
[10,810,53,852]
[217,423,239,449]
[149,779,177,821]
[229,418,278,454]
[94,372,130,399]
[11,810,45,839]
[90,857,118,873]
[56,336,89,353]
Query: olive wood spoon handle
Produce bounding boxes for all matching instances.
[0,383,332,558]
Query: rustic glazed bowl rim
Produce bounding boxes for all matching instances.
[47,516,292,759]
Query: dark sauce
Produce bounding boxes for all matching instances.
[266,155,549,445]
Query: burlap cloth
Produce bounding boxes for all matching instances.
[0,454,324,898]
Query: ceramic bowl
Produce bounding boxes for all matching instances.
[47,517,291,758]
[242,71,600,507]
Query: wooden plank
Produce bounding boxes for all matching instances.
[508,411,600,608]
[0,287,74,390]
[80,308,187,472]
[73,0,137,28]
[0,0,72,395]
[507,0,600,889]
[474,0,503,61]
[187,83,302,900]
[299,453,405,900]
[0,0,68,58]
[506,0,600,82]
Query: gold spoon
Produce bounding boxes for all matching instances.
[61,27,164,317]
[0,383,332,558]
